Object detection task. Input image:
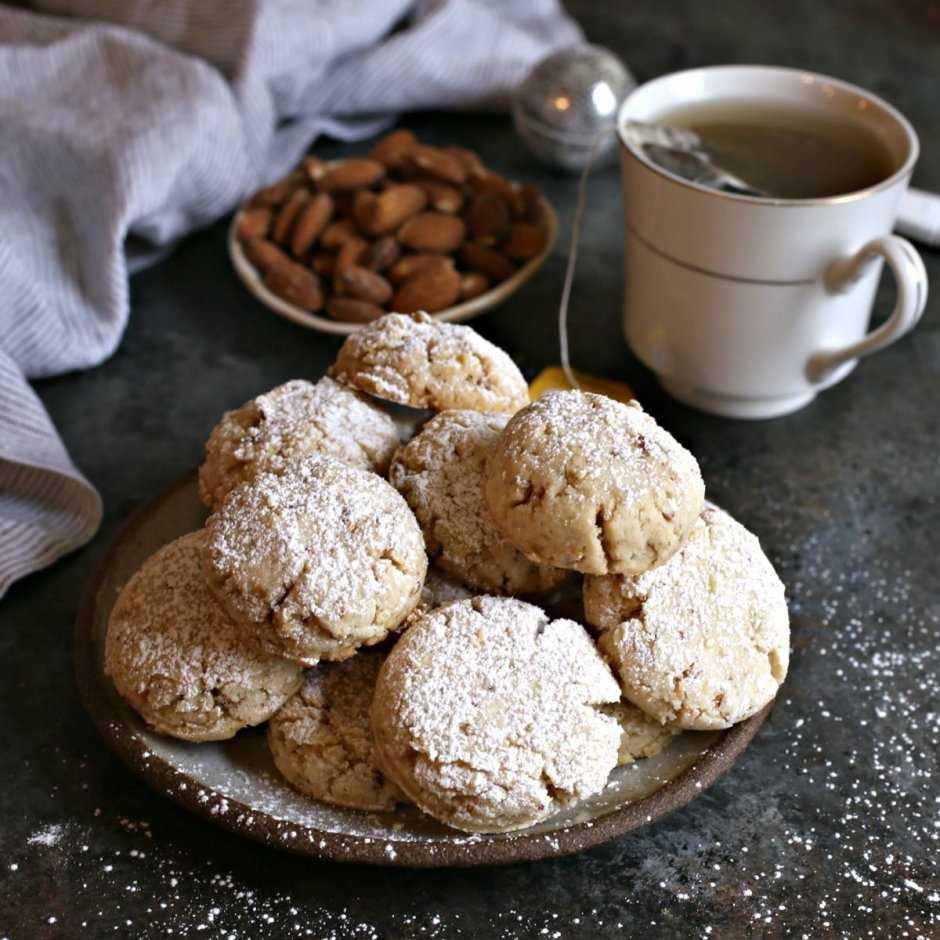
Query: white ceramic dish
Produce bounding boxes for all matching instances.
[228,189,558,336]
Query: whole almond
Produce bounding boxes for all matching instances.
[419,181,465,214]
[368,184,427,234]
[387,253,454,286]
[445,145,485,177]
[458,242,517,283]
[368,129,417,171]
[318,158,385,192]
[333,237,370,294]
[264,260,324,312]
[391,265,462,314]
[338,265,393,305]
[398,212,466,253]
[465,192,511,245]
[402,145,467,186]
[236,208,272,243]
[320,218,360,250]
[290,193,334,257]
[244,239,291,275]
[468,170,522,213]
[248,173,304,209]
[458,271,491,301]
[272,189,310,246]
[502,222,548,261]
[327,297,387,323]
[353,189,378,234]
[366,235,401,272]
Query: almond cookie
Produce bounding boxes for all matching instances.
[204,455,427,666]
[484,390,705,576]
[198,377,399,512]
[267,651,407,812]
[389,410,572,596]
[328,311,529,414]
[105,531,303,742]
[371,596,621,833]
[584,504,790,730]
[605,699,680,765]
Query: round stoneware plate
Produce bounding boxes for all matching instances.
[76,470,773,867]
[228,187,557,336]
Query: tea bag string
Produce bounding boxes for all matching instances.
[558,126,615,390]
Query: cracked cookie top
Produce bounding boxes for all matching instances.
[328,311,529,414]
[585,503,790,730]
[105,531,303,741]
[388,409,573,596]
[203,454,427,666]
[483,390,705,576]
[267,651,407,813]
[198,377,399,512]
[370,595,621,833]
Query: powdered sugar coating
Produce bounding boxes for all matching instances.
[585,504,790,730]
[484,391,705,575]
[329,311,529,414]
[267,652,407,812]
[204,455,427,666]
[371,596,621,833]
[105,531,303,741]
[389,410,572,596]
[198,377,399,511]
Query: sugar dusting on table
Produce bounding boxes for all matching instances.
[7,489,938,937]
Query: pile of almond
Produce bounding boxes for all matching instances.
[234,130,550,323]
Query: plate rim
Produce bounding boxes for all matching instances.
[75,469,774,868]
[227,170,558,336]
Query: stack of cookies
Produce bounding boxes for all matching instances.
[105,311,790,834]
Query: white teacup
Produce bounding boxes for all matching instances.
[617,65,928,419]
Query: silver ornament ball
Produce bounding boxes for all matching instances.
[512,43,635,173]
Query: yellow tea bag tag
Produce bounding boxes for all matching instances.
[528,366,636,405]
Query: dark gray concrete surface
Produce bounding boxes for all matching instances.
[1,1,938,936]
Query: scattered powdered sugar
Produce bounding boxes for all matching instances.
[25,824,64,848]
[9,660,937,940]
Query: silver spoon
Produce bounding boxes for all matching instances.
[624,121,769,197]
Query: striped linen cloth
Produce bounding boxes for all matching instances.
[0,0,581,598]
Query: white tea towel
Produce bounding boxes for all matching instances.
[0,0,582,597]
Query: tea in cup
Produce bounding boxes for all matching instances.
[617,66,928,419]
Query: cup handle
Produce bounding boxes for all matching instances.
[807,235,928,383]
